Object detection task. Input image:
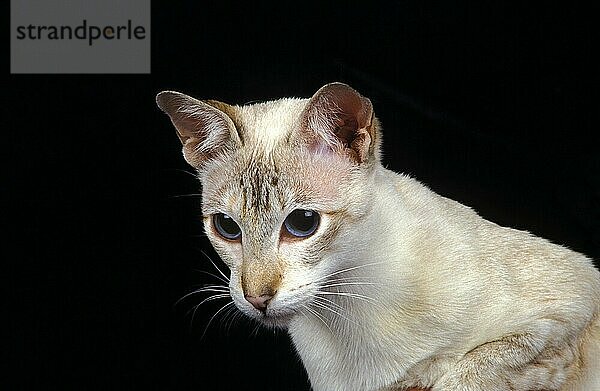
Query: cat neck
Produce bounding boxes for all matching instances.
[286,168,433,390]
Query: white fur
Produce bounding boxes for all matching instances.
[158,85,600,391]
[286,169,600,390]
[236,98,307,150]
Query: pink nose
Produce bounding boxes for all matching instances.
[245,294,273,311]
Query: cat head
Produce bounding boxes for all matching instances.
[157,83,382,327]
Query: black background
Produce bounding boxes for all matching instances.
[7,2,599,390]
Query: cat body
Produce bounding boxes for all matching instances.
[288,169,600,391]
[157,83,600,390]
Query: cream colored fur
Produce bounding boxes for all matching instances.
[156,83,600,391]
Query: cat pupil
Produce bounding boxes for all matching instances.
[213,213,241,240]
[284,209,319,238]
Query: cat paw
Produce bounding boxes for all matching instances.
[432,373,509,391]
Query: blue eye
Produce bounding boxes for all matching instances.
[283,210,320,238]
[213,213,241,240]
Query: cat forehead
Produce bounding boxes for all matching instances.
[230,98,308,151]
[200,96,361,216]
[201,98,310,215]
[202,147,352,218]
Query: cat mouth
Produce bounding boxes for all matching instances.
[252,306,299,328]
[233,291,305,328]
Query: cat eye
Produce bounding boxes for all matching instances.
[283,209,320,238]
[213,213,242,240]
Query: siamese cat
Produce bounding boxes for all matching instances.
[156,83,600,391]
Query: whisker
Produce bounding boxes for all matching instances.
[186,293,231,318]
[220,304,241,335]
[316,291,377,305]
[250,321,262,338]
[302,304,333,335]
[309,297,355,325]
[298,307,311,322]
[224,308,244,334]
[312,261,386,284]
[310,294,344,312]
[175,287,229,306]
[323,275,380,283]
[188,294,230,334]
[201,250,230,283]
[200,286,229,292]
[311,296,359,327]
[168,168,199,179]
[200,301,235,340]
[193,269,230,285]
[319,282,378,289]
[184,284,229,292]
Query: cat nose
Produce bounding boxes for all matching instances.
[245,293,274,312]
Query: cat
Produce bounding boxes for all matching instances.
[156,83,600,391]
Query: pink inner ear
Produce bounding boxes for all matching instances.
[303,83,374,163]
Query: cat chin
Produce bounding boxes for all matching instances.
[237,305,298,329]
[256,313,294,329]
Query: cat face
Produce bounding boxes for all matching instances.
[157,83,380,328]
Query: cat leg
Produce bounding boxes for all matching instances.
[433,319,572,391]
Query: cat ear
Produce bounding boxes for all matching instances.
[156,91,240,169]
[301,83,376,163]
